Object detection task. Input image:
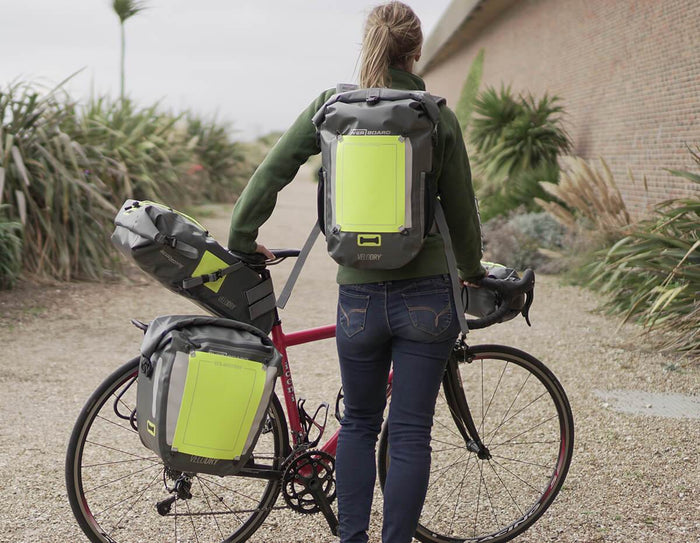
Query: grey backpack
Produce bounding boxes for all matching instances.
[136,315,282,476]
[312,87,445,269]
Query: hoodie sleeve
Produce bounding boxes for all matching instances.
[228,89,333,253]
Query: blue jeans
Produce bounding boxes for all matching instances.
[335,275,460,543]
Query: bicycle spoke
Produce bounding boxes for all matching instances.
[480,360,509,430]
[84,462,162,494]
[484,390,549,446]
[83,455,160,468]
[197,474,266,506]
[184,498,201,543]
[487,458,524,518]
[96,413,138,434]
[85,439,161,464]
[448,453,473,535]
[490,452,554,471]
[197,477,248,526]
[102,469,162,531]
[488,413,559,450]
[478,459,500,529]
[196,477,225,541]
[488,457,544,493]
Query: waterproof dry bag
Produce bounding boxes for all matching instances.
[111,199,276,333]
[312,88,445,269]
[136,315,282,476]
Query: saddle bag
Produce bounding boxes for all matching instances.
[136,315,282,476]
[111,199,276,333]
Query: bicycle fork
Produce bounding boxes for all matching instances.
[443,346,492,461]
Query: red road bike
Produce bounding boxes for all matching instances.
[66,250,574,543]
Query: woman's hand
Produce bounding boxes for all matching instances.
[255,243,275,260]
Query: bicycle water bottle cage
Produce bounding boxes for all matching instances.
[297,398,329,448]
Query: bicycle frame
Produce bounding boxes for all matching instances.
[268,311,485,463]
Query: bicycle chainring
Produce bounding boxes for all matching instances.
[282,450,336,514]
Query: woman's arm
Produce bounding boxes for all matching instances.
[227,89,334,253]
[436,107,486,283]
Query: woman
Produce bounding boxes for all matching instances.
[228,3,484,542]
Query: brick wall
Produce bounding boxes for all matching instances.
[422,0,700,215]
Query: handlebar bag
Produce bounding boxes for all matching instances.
[136,315,282,476]
[111,199,276,333]
[465,263,526,322]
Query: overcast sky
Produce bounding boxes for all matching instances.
[2,0,449,138]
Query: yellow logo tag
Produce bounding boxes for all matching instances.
[147,420,156,436]
[358,234,381,247]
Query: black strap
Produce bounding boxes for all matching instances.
[434,202,470,334]
[181,261,245,290]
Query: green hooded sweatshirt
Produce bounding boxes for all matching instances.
[228,68,485,284]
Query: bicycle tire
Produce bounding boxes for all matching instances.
[65,357,290,543]
[378,344,574,543]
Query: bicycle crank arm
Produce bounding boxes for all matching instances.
[308,478,339,536]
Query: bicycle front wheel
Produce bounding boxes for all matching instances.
[65,357,289,543]
[378,344,574,543]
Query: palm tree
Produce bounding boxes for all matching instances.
[112,0,147,102]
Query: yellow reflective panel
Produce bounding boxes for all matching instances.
[172,351,267,460]
[336,135,405,233]
[191,250,227,292]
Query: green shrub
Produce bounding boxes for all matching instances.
[582,149,700,355]
[536,156,632,246]
[469,86,571,219]
[455,49,484,134]
[0,81,117,281]
[477,162,559,222]
[482,210,568,272]
[0,79,254,285]
[184,113,249,203]
[0,204,23,289]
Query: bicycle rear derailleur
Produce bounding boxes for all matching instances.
[282,450,338,535]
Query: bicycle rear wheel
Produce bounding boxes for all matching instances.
[66,357,289,543]
[378,344,574,543]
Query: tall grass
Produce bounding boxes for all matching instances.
[0,204,23,289]
[580,149,700,355]
[0,79,254,286]
[536,156,632,245]
[1,81,118,281]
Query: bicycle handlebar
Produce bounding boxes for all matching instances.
[466,269,535,330]
[233,248,535,330]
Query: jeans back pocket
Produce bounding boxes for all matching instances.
[402,287,453,337]
[338,289,370,338]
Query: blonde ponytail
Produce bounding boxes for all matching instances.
[360,2,423,88]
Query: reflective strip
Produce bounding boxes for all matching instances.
[335,135,406,233]
[171,351,268,460]
[404,138,413,229]
[248,292,276,321]
[191,251,229,293]
[239,364,278,458]
[165,351,190,445]
[245,278,274,304]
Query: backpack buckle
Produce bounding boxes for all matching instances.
[366,90,381,104]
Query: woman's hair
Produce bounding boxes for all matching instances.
[359,2,423,88]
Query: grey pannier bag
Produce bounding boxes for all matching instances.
[111,199,276,333]
[312,87,445,269]
[136,315,282,476]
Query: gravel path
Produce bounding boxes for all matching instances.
[0,171,698,543]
